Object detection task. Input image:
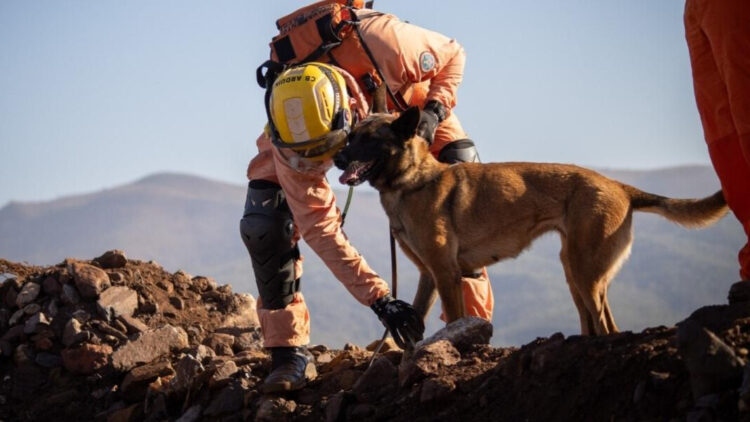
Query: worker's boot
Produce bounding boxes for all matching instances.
[261,346,317,394]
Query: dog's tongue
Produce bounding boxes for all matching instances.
[339,162,366,186]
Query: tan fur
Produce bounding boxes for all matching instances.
[339,109,729,336]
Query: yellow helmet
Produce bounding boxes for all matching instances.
[268,63,352,161]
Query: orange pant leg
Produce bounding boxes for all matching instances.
[685,0,750,279]
[247,132,311,347]
[439,273,494,322]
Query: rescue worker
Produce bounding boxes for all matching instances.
[240,3,494,393]
[684,0,750,283]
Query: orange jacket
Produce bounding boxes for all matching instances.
[353,10,466,113]
[248,12,469,309]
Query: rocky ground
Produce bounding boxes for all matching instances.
[1,252,750,422]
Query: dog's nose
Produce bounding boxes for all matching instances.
[333,151,348,170]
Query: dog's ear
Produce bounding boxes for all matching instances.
[370,83,387,114]
[390,106,420,139]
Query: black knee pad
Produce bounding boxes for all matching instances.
[438,139,481,164]
[239,180,300,310]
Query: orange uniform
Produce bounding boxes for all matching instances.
[685,0,750,280]
[247,10,494,347]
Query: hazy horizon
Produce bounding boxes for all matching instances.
[0,163,716,209]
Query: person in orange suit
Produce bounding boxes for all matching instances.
[239,3,494,394]
[684,0,750,282]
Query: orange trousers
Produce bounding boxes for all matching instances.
[685,0,750,280]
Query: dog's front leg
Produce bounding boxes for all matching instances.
[394,238,437,324]
[413,272,437,323]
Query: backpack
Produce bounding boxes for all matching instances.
[257,0,412,112]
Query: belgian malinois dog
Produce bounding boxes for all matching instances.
[334,101,728,337]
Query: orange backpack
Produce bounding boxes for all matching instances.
[257,0,412,112]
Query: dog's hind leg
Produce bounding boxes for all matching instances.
[561,243,596,335]
[566,214,633,336]
[601,286,619,333]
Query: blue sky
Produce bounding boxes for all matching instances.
[0,1,707,207]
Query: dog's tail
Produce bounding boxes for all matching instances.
[626,186,728,228]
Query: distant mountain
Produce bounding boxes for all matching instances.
[0,167,743,347]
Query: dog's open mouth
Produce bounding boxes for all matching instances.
[339,160,375,186]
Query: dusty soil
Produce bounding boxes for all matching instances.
[1,255,749,422]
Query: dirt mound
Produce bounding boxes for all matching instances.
[1,254,750,422]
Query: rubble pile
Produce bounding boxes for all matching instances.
[0,251,263,421]
[2,252,750,422]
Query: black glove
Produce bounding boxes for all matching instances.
[371,294,425,349]
[417,100,447,144]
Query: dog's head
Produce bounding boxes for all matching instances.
[333,106,423,189]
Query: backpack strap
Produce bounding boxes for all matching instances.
[348,11,409,112]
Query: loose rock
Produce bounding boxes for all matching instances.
[94,250,128,269]
[15,282,41,308]
[97,286,138,320]
[111,325,189,371]
[61,343,113,375]
[71,262,110,299]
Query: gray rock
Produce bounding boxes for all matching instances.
[349,404,376,420]
[71,309,90,322]
[0,309,9,331]
[255,396,297,422]
[399,340,461,387]
[22,303,41,315]
[120,360,174,402]
[204,333,235,356]
[3,286,18,309]
[23,312,49,334]
[352,356,397,402]
[169,354,204,393]
[234,330,263,353]
[8,309,25,326]
[193,344,216,363]
[93,250,128,269]
[63,318,90,347]
[14,344,33,365]
[176,405,202,422]
[91,320,128,342]
[96,286,138,320]
[60,284,81,306]
[325,391,353,422]
[70,262,110,299]
[46,299,59,318]
[416,316,493,352]
[111,325,189,371]
[41,277,61,296]
[169,296,184,310]
[203,382,244,417]
[2,325,24,342]
[117,314,148,334]
[35,352,63,368]
[677,319,745,398]
[16,282,41,308]
[0,340,13,357]
[209,360,238,390]
[221,293,260,329]
[190,275,217,292]
[420,377,456,403]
